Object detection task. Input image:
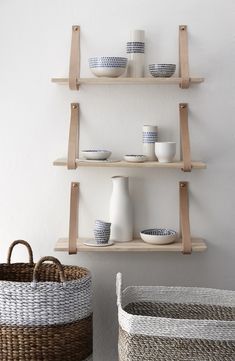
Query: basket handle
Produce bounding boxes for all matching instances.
[33,256,65,283]
[7,240,34,265]
[116,272,123,306]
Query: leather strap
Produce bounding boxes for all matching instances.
[179,25,190,89]
[67,103,79,169]
[68,182,79,254]
[179,181,192,254]
[179,103,192,172]
[69,25,80,90]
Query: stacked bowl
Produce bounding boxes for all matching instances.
[149,64,176,78]
[94,220,111,244]
[88,57,127,77]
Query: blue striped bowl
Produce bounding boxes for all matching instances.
[89,57,127,77]
[149,64,176,78]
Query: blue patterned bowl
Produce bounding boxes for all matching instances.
[149,64,176,78]
[140,228,177,245]
[95,220,111,230]
[89,57,128,77]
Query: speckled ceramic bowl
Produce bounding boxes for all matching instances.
[140,228,177,245]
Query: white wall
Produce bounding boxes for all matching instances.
[0,0,235,359]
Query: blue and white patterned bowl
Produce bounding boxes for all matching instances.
[149,64,176,78]
[89,57,128,77]
[140,228,177,245]
[94,228,111,244]
[94,229,111,237]
[82,150,111,160]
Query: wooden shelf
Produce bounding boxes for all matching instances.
[53,158,207,169]
[55,237,207,253]
[51,77,204,86]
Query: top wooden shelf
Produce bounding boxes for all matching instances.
[52,25,204,90]
[51,77,204,86]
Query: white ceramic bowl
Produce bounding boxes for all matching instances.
[149,64,176,78]
[140,228,177,245]
[89,57,127,78]
[124,155,147,163]
[82,150,111,160]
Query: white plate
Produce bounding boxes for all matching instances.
[83,240,114,247]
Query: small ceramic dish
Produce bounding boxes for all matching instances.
[83,240,114,247]
[124,155,147,163]
[82,150,111,160]
[140,228,177,245]
[149,64,176,78]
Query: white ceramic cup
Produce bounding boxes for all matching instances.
[155,142,176,163]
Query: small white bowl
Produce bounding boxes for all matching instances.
[140,228,177,245]
[82,150,111,160]
[124,155,147,163]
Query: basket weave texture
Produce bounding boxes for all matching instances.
[116,273,235,361]
[0,240,93,361]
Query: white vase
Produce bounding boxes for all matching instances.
[142,125,158,161]
[127,30,145,78]
[109,176,133,242]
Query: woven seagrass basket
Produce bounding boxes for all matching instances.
[116,273,235,361]
[0,240,93,361]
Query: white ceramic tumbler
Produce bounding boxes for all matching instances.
[155,142,176,163]
[127,30,145,77]
[142,125,158,161]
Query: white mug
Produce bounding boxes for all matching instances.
[155,142,176,163]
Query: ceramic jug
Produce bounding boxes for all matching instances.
[109,176,133,242]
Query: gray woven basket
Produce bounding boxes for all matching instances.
[116,273,235,361]
[0,240,93,361]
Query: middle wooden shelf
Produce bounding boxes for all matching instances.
[53,102,206,172]
[53,158,206,169]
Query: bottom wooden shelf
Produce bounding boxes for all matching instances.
[55,238,207,253]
